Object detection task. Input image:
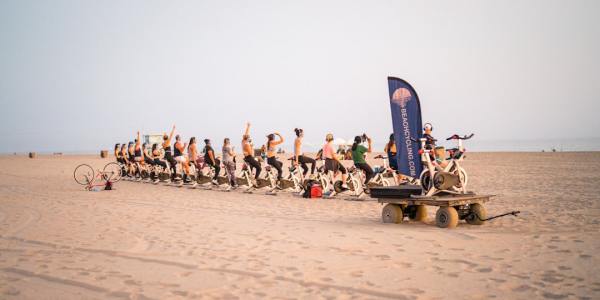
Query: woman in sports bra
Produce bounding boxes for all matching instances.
[142,142,154,166]
[114,143,122,164]
[188,137,203,171]
[266,132,284,180]
[242,122,261,179]
[151,143,167,170]
[384,134,398,171]
[134,132,144,164]
[293,128,315,176]
[120,144,128,164]
[162,125,177,176]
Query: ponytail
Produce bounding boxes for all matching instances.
[352,136,361,151]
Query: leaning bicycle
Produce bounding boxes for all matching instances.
[73,162,122,190]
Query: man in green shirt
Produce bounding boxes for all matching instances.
[351,135,374,189]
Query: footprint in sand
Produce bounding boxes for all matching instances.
[542,292,567,299]
[123,279,141,286]
[171,290,188,296]
[349,270,363,278]
[375,254,391,261]
[1,286,20,296]
[477,267,493,273]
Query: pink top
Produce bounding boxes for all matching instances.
[322,143,335,159]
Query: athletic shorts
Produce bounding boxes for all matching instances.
[175,156,187,163]
[324,158,347,174]
[134,156,143,162]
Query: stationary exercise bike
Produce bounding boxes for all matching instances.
[414,133,473,196]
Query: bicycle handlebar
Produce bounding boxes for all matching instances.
[446,133,474,141]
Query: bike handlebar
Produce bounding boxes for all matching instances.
[446,133,474,141]
[410,137,437,143]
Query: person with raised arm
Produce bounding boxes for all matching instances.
[203,139,220,185]
[127,141,137,177]
[351,134,374,190]
[293,128,316,176]
[266,132,284,181]
[242,122,261,180]
[162,125,178,178]
[134,131,144,165]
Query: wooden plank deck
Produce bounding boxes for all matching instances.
[377,193,494,207]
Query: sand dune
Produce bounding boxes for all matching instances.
[1,152,599,299]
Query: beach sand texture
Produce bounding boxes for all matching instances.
[1,152,599,299]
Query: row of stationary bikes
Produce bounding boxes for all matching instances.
[100,153,398,198]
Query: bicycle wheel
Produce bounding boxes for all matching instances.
[103,162,122,183]
[419,169,433,193]
[74,164,94,185]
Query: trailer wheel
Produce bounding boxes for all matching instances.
[436,206,458,228]
[408,205,428,222]
[382,204,403,224]
[466,203,486,225]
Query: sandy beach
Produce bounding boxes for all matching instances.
[1,152,599,299]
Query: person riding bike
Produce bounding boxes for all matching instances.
[384,134,398,171]
[293,128,316,176]
[266,132,284,181]
[134,132,145,166]
[242,122,261,180]
[188,137,203,171]
[142,142,155,166]
[127,141,137,176]
[162,125,178,177]
[120,144,129,174]
[151,143,168,170]
[114,143,123,164]
[321,133,348,190]
[351,134,374,191]
[203,139,221,185]
[174,134,191,183]
[222,138,237,188]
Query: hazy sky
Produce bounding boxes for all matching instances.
[1,0,599,153]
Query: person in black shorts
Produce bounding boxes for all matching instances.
[203,139,221,184]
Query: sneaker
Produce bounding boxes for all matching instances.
[211,180,219,185]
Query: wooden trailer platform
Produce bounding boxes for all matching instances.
[371,186,494,228]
